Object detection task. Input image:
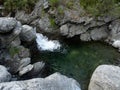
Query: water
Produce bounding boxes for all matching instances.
[32,39,120,90]
[36,33,61,51]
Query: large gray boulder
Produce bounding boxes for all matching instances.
[0,65,11,83]
[0,17,17,33]
[20,25,36,42]
[89,65,120,90]
[0,73,81,90]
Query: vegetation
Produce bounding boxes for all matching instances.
[3,0,38,13]
[9,46,20,57]
[49,0,60,7]
[80,0,120,16]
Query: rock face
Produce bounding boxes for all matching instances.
[20,25,36,42]
[89,65,120,90]
[0,65,11,83]
[0,17,17,33]
[0,73,81,90]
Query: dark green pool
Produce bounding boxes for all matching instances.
[32,41,120,90]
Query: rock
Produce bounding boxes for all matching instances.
[18,46,30,59]
[0,21,22,47]
[0,73,81,90]
[60,24,69,36]
[90,26,108,40]
[20,25,36,42]
[60,24,88,37]
[109,19,120,41]
[19,64,33,76]
[80,32,91,41]
[43,0,49,9]
[112,40,120,48]
[0,17,17,33]
[0,65,11,82]
[18,58,31,71]
[89,65,120,90]
[27,61,45,77]
[7,45,30,74]
[37,15,55,33]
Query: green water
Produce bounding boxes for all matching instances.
[32,41,120,90]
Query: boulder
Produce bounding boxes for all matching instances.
[89,65,120,90]
[20,25,36,42]
[27,61,45,77]
[18,58,31,71]
[60,24,88,37]
[0,65,11,83]
[19,64,33,76]
[0,17,17,33]
[0,73,81,90]
[90,26,108,40]
[0,21,22,47]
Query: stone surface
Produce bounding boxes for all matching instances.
[89,65,120,90]
[0,65,11,83]
[90,26,108,40]
[20,25,36,42]
[0,73,81,90]
[112,40,120,48]
[27,61,45,77]
[80,32,91,41]
[18,58,31,71]
[0,17,17,33]
[19,64,33,76]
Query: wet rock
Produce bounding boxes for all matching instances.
[19,64,33,76]
[89,65,120,90]
[0,65,11,83]
[20,25,36,42]
[0,73,81,90]
[0,17,17,33]
[28,61,45,77]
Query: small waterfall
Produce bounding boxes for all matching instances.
[36,33,61,51]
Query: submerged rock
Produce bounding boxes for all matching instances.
[0,65,11,83]
[0,73,81,90]
[89,65,120,90]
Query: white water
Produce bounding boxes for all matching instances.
[36,33,61,51]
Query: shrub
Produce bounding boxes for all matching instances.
[3,0,38,13]
[80,0,120,16]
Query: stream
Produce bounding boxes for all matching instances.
[32,34,120,90]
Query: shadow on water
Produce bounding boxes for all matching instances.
[31,37,120,90]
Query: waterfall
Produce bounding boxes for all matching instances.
[36,33,61,51]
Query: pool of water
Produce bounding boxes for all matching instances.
[32,41,120,90]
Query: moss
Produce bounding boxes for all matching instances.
[66,1,74,9]
[49,17,58,28]
[9,46,20,57]
[49,0,60,8]
[57,6,64,15]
